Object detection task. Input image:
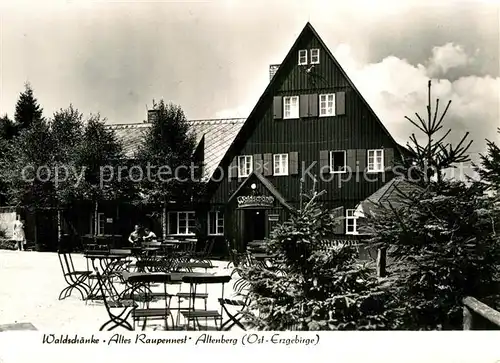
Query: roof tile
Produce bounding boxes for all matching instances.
[106,118,245,180]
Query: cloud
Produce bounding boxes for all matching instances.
[426,43,475,77]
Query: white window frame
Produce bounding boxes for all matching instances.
[208,211,224,236]
[298,49,308,65]
[283,96,299,119]
[319,94,335,117]
[367,149,384,173]
[168,211,196,236]
[97,213,105,235]
[273,154,289,176]
[310,48,320,64]
[330,150,346,174]
[346,209,358,235]
[238,155,253,178]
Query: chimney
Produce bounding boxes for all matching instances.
[147,109,159,123]
[269,64,280,80]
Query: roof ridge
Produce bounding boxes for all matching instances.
[105,118,246,129]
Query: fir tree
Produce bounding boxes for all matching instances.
[364,81,500,330]
[14,83,44,132]
[401,80,472,186]
[475,128,500,193]
[238,188,391,330]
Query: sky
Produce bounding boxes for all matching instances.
[0,0,498,166]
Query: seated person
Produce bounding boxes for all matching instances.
[143,228,157,242]
[128,225,142,245]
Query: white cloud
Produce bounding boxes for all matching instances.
[426,43,474,76]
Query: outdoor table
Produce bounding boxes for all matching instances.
[175,261,215,271]
[252,253,277,260]
[125,271,214,284]
[84,253,129,299]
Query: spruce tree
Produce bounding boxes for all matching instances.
[475,128,500,193]
[364,81,500,330]
[237,188,390,330]
[14,83,44,132]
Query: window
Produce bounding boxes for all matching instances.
[283,96,299,119]
[330,151,346,173]
[310,49,320,64]
[367,149,384,172]
[298,50,308,65]
[168,211,196,235]
[273,154,289,176]
[97,213,105,235]
[208,211,224,235]
[238,155,253,178]
[346,209,358,235]
[319,94,335,116]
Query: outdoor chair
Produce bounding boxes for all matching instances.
[95,271,136,331]
[192,239,215,260]
[180,275,232,330]
[57,251,92,301]
[219,276,251,331]
[123,271,175,330]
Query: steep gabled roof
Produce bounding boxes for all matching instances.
[208,22,407,194]
[106,118,245,180]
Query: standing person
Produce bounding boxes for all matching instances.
[12,215,26,251]
[128,225,142,246]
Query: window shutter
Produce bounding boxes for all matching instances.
[299,95,309,118]
[346,149,357,173]
[336,92,346,115]
[384,148,394,171]
[253,154,263,174]
[333,206,345,234]
[228,157,238,179]
[289,152,299,175]
[319,150,330,173]
[309,94,318,117]
[356,149,366,171]
[263,153,273,176]
[273,96,283,119]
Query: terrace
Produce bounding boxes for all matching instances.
[0,249,246,331]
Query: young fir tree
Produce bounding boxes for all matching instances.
[237,184,391,331]
[136,101,204,239]
[400,80,472,186]
[364,81,500,330]
[475,128,500,193]
[14,83,44,133]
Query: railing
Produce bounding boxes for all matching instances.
[463,296,500,330]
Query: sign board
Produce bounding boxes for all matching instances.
[237,195,274,209]
[268,214,279,222]
[106,218,113,223]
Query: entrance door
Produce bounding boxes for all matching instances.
[243,209,266,245]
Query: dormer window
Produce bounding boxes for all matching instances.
[310,49,320,64]
[298,50,308,65]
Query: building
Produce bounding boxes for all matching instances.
[102,22,408,254]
